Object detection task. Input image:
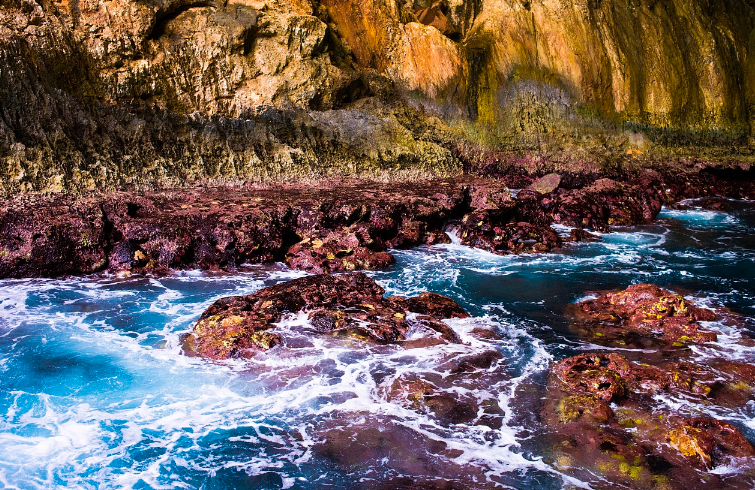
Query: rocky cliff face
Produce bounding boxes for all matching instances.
[1,0,754,193]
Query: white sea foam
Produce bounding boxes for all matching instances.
[0,269,581,489]
[658,207,741,229]
[0,200,753,489]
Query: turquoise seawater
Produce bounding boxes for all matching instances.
[0,199,754,489]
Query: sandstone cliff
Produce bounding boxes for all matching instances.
[1,0,754,193]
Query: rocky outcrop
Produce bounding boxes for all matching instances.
[0,175,595,278]
[544,352,755,489]
[2,0,755,194]
[569,283,718,346]
[0,178,464,277]
[0,0,459,194]
[2,166,754,279]
[543,277,755,489]
[180,271,469,359]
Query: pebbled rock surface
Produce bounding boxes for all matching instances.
[180,271,469,359]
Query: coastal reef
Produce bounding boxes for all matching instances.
[181,271,469,359]
[2,167,754,278]
[542,285,755,489]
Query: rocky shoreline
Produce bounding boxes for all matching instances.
[181,273,755,488]
[543,285,755,489]
[1,163,754,279]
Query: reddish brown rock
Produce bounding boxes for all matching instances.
[572,284,718,345]
[458,211,561,254]
[0,171,749,279]
[552,353,630,403]
[181,272,467,359]
[545,353,755,488]
[285,225,395,274]
[527,173,562,195]
[466,182,516,219]
[404,292,470,319]
[551,178,663,232]
[0,197,108,277]
[565,228,601,243]
[668,418,755,469]
[551,395,615,425]
[386,220,451,248]
[549,353,755,403]
[384,372,479,425]
[454,181,547,254]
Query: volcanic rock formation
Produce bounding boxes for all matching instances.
[570,283,719,346]
[181,271,469,359]
[544,352,755,489]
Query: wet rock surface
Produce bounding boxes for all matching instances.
[541,275,755,490]
[544,351,755,489]
[181,271,468,359]
[2,167,754,278]
[570,283,718,346]
[284,225,395,274]
[2,179,468,278]
[0,176,594,277]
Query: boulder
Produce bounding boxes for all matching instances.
[572,284,718,345]
[527,173,561,195]
[545,352,755,487]
[182,272,467,359]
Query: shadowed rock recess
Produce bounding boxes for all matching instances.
[2,0,755,194]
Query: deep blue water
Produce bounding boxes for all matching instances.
[0,199,754,489]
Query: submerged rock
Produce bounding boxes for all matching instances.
[384,372,479,425]
[571,284,718,345]
[181,272,468,359]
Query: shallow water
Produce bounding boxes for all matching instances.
[0,199,754,489]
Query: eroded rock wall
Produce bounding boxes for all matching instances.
[325,0,755,136]
[1,0,753,193]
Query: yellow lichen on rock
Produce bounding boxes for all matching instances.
[668,426,713,468]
